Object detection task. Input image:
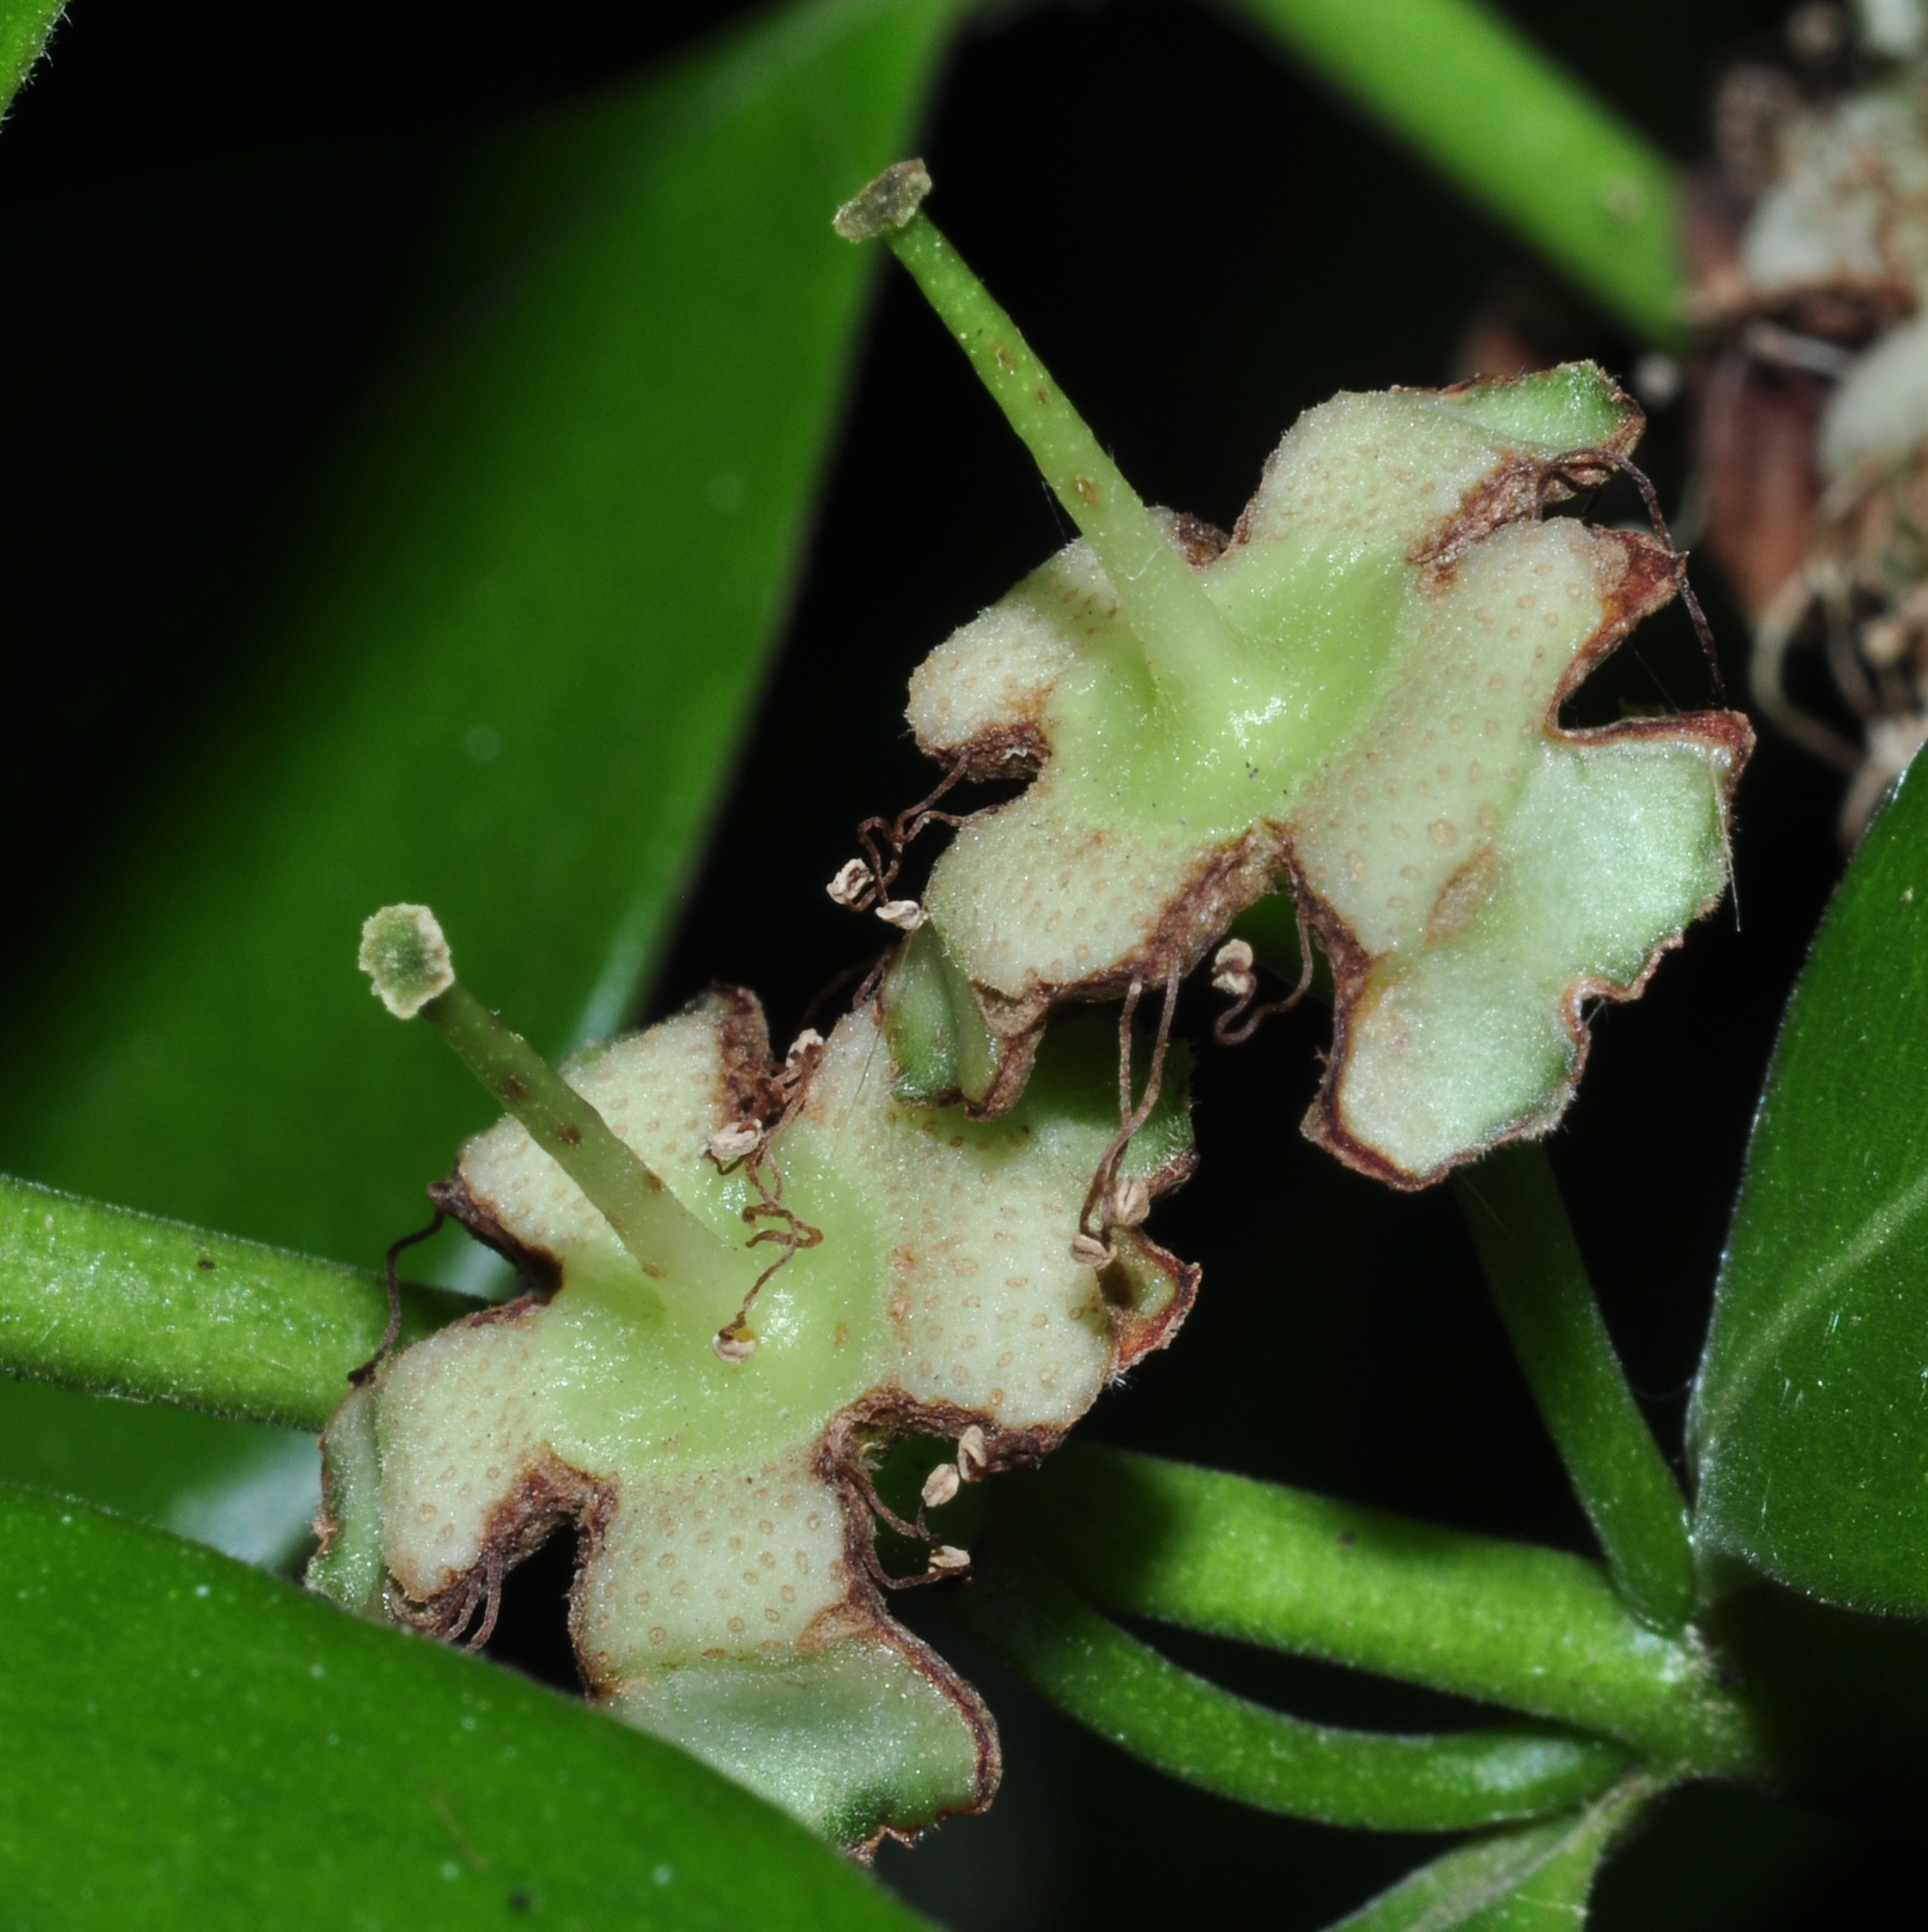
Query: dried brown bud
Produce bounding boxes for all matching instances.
[826,858,871,908]
[927,1543,971,1573]
[1069,1232,1113,1268]
[921,1462,962,1509]
[876,899,926,931]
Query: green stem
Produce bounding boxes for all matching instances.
[842,167,1250,727]
[960,1545,1629,1831]
[1457,1143,1696,1636]
[1223,0,1685,346]
[1005,1444,1766,1782]
[0,1174,469,1431]
[360,905,694,1277]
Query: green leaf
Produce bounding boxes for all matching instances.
[0,0,961,1540]
[0,1485,930,1928]
[1006,1444,1765,1780]
[1223,0,1684,344]
[1324,1780,1647,1930]
[0,1173,470,1430]
[0,0,62,116]
[1691,761,1928,1612]
[960,1546,1628,1831]
[0,0,960,1263]
[0,1381,321,1568]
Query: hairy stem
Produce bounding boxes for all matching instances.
[961,1545,1630,1830]
[1005,1444,1767,1781]
[842,167,1250,728]
[0,0,65,117]
[1225,0,1685,346]
[1458,1143,1696,1636]
[0,1174,468,1431]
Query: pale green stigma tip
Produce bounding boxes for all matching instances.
[360,904,455,1019]
[833,159,932,243]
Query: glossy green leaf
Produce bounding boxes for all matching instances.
[1006,1444,1764,1779]
[0,1173,470,1429]
[0,0,961,1541]
[1692,761,1928,1613]
[0,0,960,1265]
[961,1547,1627,1831]
[0,1382,322,1568]
[0,1486,929,1928]
[1225,0,1683,344]
[1325,1781,1647,1930]
[0,0,62,115]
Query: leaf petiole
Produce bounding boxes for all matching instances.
[961,1544,1632,1831]
[1007,1444,1764,1781]
[1456,1143,1697,1636]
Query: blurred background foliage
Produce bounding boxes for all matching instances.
[0,0,1903,1923]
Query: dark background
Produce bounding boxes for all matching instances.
[0,0,1901,1924]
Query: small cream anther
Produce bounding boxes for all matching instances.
[826,858,871,907]
[706,1121,762,1163]
[1211,938,1257,999]
[712,1327,759,1365]
[1106,1174,1151,1229]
